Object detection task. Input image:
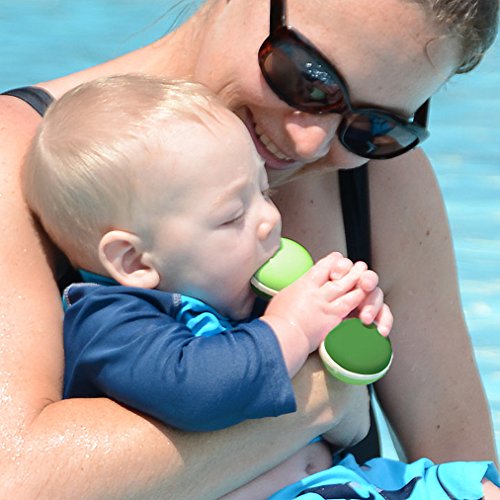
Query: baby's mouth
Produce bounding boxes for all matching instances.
[252,241,281,278]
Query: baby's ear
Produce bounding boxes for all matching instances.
[98,230,160,289]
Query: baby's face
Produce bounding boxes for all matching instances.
[142,109,282,319]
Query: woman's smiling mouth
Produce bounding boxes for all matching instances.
[238,109,300,170]
[255,124,292,161]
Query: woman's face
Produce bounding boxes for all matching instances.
[193,0,460,176]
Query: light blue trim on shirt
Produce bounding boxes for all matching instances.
[77,269,234,338]
[176,296,235,337]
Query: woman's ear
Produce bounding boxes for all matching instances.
[98,230,160,289]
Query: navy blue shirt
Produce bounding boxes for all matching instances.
[63,284,296,431]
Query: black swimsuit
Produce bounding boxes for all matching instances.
[2,85,380,461]
[2,86,55,116]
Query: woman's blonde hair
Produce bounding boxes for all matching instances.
[416,0,498,73]
[23,74,225,267]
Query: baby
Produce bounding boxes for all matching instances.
[23,74,498,499]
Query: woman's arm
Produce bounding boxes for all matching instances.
[3,358,366,499]
[370,149,497,464]
[0,96,369,498]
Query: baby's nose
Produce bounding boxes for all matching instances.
[258,202,281,242]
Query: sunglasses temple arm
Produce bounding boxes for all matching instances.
[414,99,430,128]
[270,0,286,32]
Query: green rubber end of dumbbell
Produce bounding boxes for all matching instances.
[251,238,314,298]
[320,318,393,385]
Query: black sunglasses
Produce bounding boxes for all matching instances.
[258,0,430,160]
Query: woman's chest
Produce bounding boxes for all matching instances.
[272,169,349,260]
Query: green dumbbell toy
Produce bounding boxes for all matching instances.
[251,237,393,385]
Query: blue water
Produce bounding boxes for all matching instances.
[423,42,500,459]
[1,1,499,458]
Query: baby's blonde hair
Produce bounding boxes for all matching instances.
[23,74,226,268]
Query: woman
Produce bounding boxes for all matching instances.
[0,0,497,498]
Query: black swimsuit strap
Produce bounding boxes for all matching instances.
[339,163,381,463]
[1,86,54,117]
[339,163,371,267]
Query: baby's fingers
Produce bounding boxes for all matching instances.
[358,269,379,293]
[358,287,384,325]
[328,287,368,319]
[374,304,393,337]
[307,252,344,286]
[330,256,353,280]
[323,261,368,301]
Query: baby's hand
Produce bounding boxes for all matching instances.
[347,266,393,337]
[261,252,372,376]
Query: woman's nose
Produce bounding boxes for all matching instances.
[284,111,341,161]
[257,201,282,242]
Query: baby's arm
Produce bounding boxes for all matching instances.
[262,252,392,378]
[63,286,297,432]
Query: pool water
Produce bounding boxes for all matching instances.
[423,40,500,459]
[1,0,499,458]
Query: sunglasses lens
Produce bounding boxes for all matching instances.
[341,111,420,159]
[259,36,346,113]
[258,30,429,160]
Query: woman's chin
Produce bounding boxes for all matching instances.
[267,165,304,187]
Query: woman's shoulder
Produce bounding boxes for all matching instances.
[0,91,44,166]
[370,146,437,191]
[369,148,452,286]
[0,90,61,275]
[370,148,445,228]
